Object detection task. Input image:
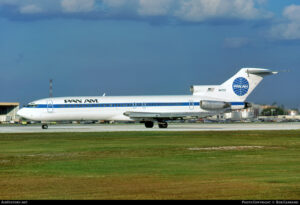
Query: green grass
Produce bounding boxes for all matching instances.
[0,130,300,199]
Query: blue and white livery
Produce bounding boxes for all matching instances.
[17,68,278,129]
[232,77,249,96]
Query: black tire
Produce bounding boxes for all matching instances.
[158,122,168,128]
[42,124,48,129]
[145,121,154,128]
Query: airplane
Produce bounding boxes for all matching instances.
[17,68,278,129]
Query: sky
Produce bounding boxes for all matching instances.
[0,0,300,109]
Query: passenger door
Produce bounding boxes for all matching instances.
[47,100,54,113]
[189,100,194,110]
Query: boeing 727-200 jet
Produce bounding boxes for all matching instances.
[17,68,278,129]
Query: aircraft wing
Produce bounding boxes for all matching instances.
[123,111,213,121]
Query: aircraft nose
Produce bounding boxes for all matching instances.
[17,107,41,121]
[17,108,24,117]
[17,108,27,119]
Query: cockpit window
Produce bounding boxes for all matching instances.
[26,104,38,108]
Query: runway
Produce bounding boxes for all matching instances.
[0,122,299,133]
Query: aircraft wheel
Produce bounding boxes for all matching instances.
[158,122,168,128]
[145,121,154,128]
[42,124,48,129]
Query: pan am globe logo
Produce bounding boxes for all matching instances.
[232,77,249,96]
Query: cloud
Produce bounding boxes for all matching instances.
[19,4,43,14]
[0,0,58,15]
[61,0,95,13]
[270,4,300,40]
[102,0,271,22]
[137,0,173,16]
[0,0,271,24]
[174,0,267,22]
[102,0,131,8]
[0,0,21,6]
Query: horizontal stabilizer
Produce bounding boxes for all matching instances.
[246,68,278,75]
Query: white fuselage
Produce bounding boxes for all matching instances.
[16,68,277,126]
[17,95,234,122]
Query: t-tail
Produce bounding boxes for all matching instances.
[191,67,278,109]
[221,68,278,101]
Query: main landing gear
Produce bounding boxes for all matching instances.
[144,121,168,128]
[144,121,154,128]
[158,121,168,129]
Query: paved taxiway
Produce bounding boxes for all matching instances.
[0,122,299,133]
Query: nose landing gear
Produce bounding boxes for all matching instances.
[42,124,48,129]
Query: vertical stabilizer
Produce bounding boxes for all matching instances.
[221,68,278,101]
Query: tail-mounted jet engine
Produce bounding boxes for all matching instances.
[200,100,252,110]
[200,100,231,110]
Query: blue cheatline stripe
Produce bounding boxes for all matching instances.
[230,102,245,106]
[26,101,244,108]
[34,102,196,108]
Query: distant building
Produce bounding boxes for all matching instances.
[260,105,277,110]
[209,104,300,122]
[288,109,299,116]
[0,102,20,123]
[210,104,260,121]
[226,107,256,120]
